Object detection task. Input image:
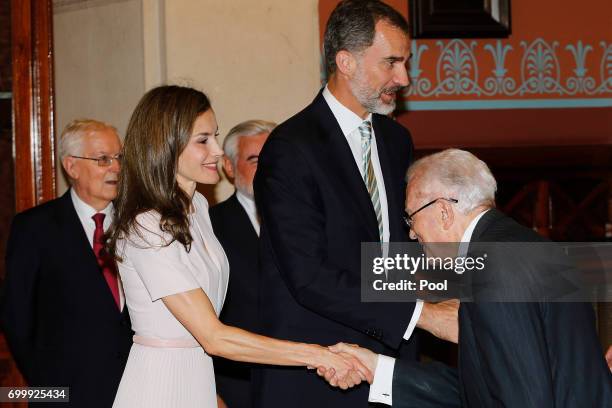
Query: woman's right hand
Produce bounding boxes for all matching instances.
[328,342,378,379]
[162,288,375,383]
[312,347,373,389]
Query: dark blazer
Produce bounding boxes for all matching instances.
[391,209,612,407]
[1,190,133,408]
[210,193,260,408]
[253,91,417,407]
[392,360,460,408]
[458,209,611,407]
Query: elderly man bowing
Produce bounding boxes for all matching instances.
[332,149,611,407]
[2,119,133,407]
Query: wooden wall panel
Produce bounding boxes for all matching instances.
[12,0,55,212]
[0,0,18,400]
[1,0,55,401]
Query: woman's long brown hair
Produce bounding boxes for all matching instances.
[107,85,211,259]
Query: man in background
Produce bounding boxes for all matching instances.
[2,119,133,407]
[211,119,275,408]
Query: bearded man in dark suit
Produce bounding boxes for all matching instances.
[252,1,458,406]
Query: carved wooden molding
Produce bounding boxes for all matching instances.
[12,0,55,212]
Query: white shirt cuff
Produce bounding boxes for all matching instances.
[403,300,424,340]
[368,354,396,405]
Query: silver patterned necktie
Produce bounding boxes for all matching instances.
[359,121,383,242]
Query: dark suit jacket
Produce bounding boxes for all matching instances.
[391,209,612,407]
[210,193,260,408]
[392,360,459,408]
[253,91,417,407]
[458,209,612,407]
[1,190,133,408]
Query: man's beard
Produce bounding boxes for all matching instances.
[349,69,402,115]
[234,174,254,199]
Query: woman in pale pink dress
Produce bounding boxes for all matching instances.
[107,85,370,408]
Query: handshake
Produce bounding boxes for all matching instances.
[308,299,461,389]
[310,342,378,390]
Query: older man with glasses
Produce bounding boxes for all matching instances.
[2,119,133,408]
[330,148,611,407]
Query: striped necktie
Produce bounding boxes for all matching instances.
[359,121,383,242]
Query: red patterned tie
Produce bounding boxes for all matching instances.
[92,213,121,310]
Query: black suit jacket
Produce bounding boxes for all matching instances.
[253,91,417,407]
[1,191,133,408]
[210,193,260,408]
[391,209,612,407]
[392,360,459,408]
[458,209,611,407]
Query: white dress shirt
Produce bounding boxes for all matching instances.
[236,190,260,236]
[369,209,490,405]
[322,86,391,243]
[70,188,125,310]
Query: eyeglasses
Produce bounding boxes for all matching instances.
[70,153,122,167]
[403,197,458,229]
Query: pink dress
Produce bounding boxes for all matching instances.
[113,192,229,408]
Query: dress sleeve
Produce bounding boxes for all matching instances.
[123,212,200,301]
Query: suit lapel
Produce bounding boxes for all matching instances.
[310,92,380,241]
[55,191,123,314]
[371,115,401,241]
[227,194,259,244]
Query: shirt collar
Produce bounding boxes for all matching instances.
[322,85,372,137]
[70,188,113,220]
[235,190,256,217]
[460,209,490,243]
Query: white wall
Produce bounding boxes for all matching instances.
[160,0,321,201]
[54,0,145,193]
[54,0,321,201]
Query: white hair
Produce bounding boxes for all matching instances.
[223,119,276,165]
[59,118,118,160]
[406,148,497,214]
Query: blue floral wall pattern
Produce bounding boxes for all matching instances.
[402,39,612,111]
